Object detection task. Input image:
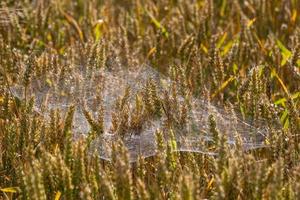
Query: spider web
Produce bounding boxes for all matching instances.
[11,61,269,162]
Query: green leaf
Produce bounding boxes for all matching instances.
[280,109,288,123]
[276,39,292,66]
[274,92,300,106]
[221,39,235,56]
[145,9,169,38]
[220,0,227,16]
[276,40,292,57]
[94,19,104,42]
[232,63,238,75]
[283,117,289,130]
[280,109,290,130]
[217,32,227,49]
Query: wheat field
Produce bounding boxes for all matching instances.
[0,0,300,199]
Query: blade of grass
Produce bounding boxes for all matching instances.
[271,68,290,96]
[276,39,292,66]
[0,187,18,193]
[200,43,208,54]
[291,9,297,23]
[59,7,85,42]
[145,9,169,38]
[220,0,227,17]
[206,177,214,191]
[217,32,227,49]
[253,32,267,54]
[247,18,256,28]
[274,92,300,106]
[147,47,156,59]
[211,76,235,99]
[93,19,104,42]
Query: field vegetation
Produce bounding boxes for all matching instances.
[0,0,300,199]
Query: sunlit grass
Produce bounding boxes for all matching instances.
[0,0,300,199]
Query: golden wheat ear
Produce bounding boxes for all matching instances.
[0,7,24,26]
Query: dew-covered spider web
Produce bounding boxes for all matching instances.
[11,60,269,162]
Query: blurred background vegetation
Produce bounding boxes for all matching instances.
[0,0,300,199]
